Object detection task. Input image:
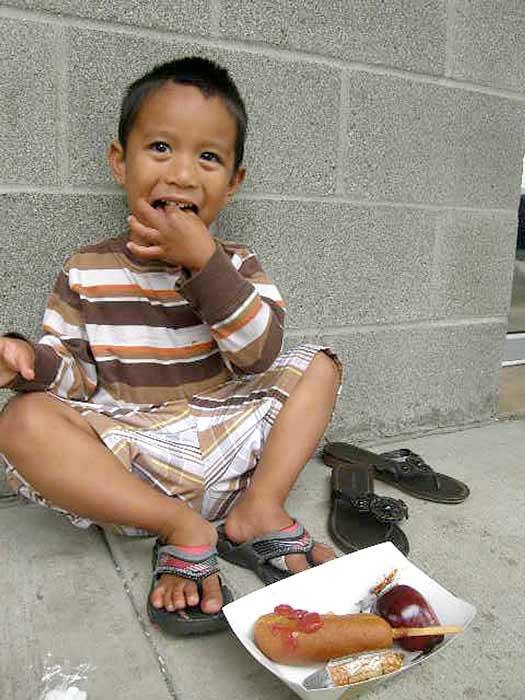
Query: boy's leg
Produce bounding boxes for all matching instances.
[0,393,223,613]
[223,351,341,570]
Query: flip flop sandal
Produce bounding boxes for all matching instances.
[323,442,470,504]
[329,462,410,556]
[216,520,318,585]
[147,541,233,636]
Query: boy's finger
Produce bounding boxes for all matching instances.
[128,215,159,236]
[165,205,199,222]
[14,348,35,379]
[128,216,160,243]
[133,198,164,230]
[164,205,205,231]
[4,345,34,380]
[3,343,20,371]
[126,241,164,260]
[20,365,35,381]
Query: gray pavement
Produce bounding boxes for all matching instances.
[1,418,524,700]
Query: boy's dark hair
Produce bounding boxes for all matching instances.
[118,56,247,172]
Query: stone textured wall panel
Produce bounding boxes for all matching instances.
[0,17,59,185]
[218,199,436,327]
[287,321,504,440]
[219,0,447,75]
[447,0,525,94]
[342,71,525,208]
[431,210,518,320]
[2,0,212,35]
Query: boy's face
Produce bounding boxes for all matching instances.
[109,82,245,228]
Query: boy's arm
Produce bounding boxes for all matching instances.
[3,265,98,399]
[177,243,285,374]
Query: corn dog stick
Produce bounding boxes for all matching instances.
[392,625,463,638]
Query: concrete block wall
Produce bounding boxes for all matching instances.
[1,1,524,440]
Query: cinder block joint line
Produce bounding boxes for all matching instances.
[335,70,348,196]
[284,316,506,338]
[55,25,69,184]
[0,4,524,102]
[0,186,517,217]
[236,193,519,216]
[444,0,459,79]
[353,416,497,447]
[0,185,122,195]
[429,205,445,312]
[97,528,180,700]
[209,0,221,38]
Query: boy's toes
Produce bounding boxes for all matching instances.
[200,574,223,614]
[282,552,310,573]
[284,542,337,573]
[151,573,224,615]
[312,542,337,563]
[151,581,168,609]
[170,581,197,611]
[151,575,199,611]
[184,582,200,608]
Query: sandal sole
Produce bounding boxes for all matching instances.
[373,470,469,503]
[147,583,233,636]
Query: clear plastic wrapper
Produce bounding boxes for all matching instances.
[302,650,404,689]
[39,656,93,700]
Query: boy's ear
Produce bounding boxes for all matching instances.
[226,166,246,201]
[108,139,126,186]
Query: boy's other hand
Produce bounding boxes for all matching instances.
[0,337,35,386]
[127,198,216,272]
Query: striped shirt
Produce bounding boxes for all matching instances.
[8,234,286,406]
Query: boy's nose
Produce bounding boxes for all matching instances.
[165,156,197,188]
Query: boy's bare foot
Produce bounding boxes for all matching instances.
[223,496,336,572]
[150,516,224,614]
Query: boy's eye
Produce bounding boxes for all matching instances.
[151,141,170,154]
[200,151,222,164]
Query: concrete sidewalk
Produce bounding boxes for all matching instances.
[1,418,523,700]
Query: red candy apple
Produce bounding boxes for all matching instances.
[374,584,444,652]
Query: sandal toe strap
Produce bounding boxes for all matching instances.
[154,543,220,582]
[250,521,314,563]
[378,449,441,489]
[337,491,408,523]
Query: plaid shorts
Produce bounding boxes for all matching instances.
[2,344,341,535]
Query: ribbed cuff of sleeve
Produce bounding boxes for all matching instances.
[178,245,254,325]
[3,338,61,392]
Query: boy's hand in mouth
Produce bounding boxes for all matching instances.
[127,197,216,272]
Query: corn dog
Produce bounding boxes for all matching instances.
[254,605,462,665]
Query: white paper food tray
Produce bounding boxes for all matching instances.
[223,542,476,699]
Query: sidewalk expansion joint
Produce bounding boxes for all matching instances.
[97,528,180,700]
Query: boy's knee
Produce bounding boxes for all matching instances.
[1,393,94,446]
[309,351,341,388]
[0,393,54,442]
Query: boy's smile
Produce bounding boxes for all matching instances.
[110,82,245,228]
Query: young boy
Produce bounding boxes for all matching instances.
[0,57,341,635]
